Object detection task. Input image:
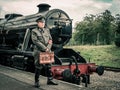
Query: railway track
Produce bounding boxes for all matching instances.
[104,66,120,72]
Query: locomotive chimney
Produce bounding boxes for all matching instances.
[37,3,51,13]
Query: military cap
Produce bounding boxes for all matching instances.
[36,16,45,23]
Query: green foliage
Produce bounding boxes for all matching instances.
[74,10,118,45]
[114,14,120,47]
[115,34,120,47]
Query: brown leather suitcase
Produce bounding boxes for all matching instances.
[39,52,54,64]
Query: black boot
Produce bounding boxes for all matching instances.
[46,64,58,85]
[34,81,40,88]
[47,80,58,85]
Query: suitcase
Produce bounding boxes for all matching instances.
[39,52,54,64]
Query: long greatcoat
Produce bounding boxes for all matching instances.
[31,27,52,69]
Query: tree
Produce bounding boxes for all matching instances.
[74,10,115,45]
[114,14,120,47]
[100,10,114,44]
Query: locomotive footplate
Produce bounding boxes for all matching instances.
[51,63,104,87]
[52,48,104,87]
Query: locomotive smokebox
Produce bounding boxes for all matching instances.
[37,3,51,12]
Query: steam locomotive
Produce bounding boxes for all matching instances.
[0,4,104,87]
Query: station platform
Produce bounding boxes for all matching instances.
[0,65,82,90]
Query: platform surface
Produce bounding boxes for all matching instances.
[0,65,82,90]
[0,73,44,90]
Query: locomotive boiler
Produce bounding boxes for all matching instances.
[0,4,104,87]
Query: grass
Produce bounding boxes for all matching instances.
[65,45,120,68]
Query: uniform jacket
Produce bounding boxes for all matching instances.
[31,27,52,69]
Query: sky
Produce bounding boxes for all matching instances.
[0,0,120,26]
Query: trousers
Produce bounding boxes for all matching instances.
[35,64,53,82]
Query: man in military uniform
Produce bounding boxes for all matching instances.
[31,16,58,88]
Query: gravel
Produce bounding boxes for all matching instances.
[80,71,120,90]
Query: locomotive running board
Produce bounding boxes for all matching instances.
[0,49,33,57]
